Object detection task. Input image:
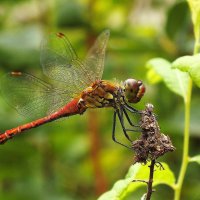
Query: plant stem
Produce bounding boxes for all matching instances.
[146,160,156,200]
[174,20,200,200]
[174,78,192,200]
[193,24,200,55]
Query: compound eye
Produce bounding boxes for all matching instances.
[123,78,145,103]
[124,79,137,89]
[137,80,142,86]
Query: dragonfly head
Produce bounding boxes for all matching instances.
[123,79,145,103]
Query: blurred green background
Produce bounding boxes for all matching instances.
[0,0,200,199]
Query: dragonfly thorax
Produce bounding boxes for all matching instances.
[78,80,122,111]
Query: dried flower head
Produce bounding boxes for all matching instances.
[132,103,175,164]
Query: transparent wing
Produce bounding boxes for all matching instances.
[40,30,110,92]
[0,30,110,119]
[84,29,110,81]
[41,32,91,93]
[0,72,74,119]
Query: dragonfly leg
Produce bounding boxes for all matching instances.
[112,111,131,149]
[119,106,141,133]
[116,109,133,142]
[123,101,142,114]
[121,106,140,128]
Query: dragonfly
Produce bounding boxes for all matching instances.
[0,30,145,147]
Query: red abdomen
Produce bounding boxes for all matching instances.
[0,98,84,144]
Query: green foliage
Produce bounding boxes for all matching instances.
[98,163,175,200]
[165,1,189,41]
[189,155,200,165]
[146,58,189,100]
[172,54,200,87]
[56,0,86,27]
[187,0,200,41]
[100,1,200,200]
[0,26,41,70]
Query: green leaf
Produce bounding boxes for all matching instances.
[189,155,200,165]
[97,164,142,200]
[172,54,200,87]
[188,0,200,23]
[98,162,176,200]
[130,162,176,188]
[146,58,190,100]
[153,162,176,187]
[187,0,200,55]
[146,68,162,84]
[172,55,195,72]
